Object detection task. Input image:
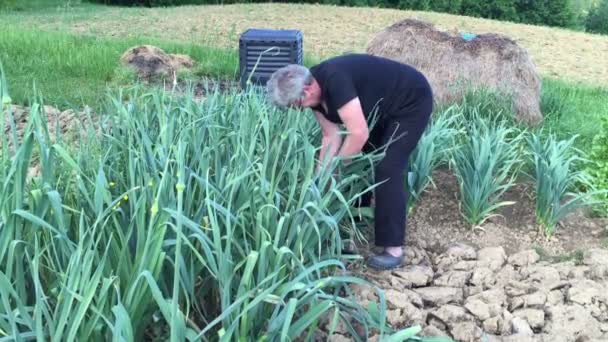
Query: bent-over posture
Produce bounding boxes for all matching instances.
[266,53,433,270]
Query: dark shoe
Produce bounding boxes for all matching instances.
[367,252,404,270]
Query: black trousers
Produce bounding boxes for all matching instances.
[359,94,433,247]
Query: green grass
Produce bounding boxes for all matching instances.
[541,77,608,153]
[0,25,238,109]
[0,24,323,111]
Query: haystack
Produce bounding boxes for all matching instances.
[120,45,195,80]
[366,19,542,125]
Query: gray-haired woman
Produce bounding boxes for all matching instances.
[266,53,433,270]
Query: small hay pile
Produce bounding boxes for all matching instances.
[120,45,195,80]
[366,19,543,125]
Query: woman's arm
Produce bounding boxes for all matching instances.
[336,97,369,162]
[313,110,343,173]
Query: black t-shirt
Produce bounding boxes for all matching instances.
[309,53,432,125]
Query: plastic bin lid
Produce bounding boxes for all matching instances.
[240,28,302,41]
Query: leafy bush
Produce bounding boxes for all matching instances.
[0,75,441,340]
[526,132,595,239]
[586,0,608,34]
[450,113,524,229]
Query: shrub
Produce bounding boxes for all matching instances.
[450,113,524,229]
[586,0,608,34]
[526,132,596,239]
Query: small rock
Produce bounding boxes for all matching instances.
[590,266,608,280]
[481,334,503,342]
[414,287,464,307]
[568,266,590,279]
[501,334,538,342]
[391,265,434,288]
[567,280,603,305]
[429,304,473,327]
[495,264,521,286]
[443,243,477,260]
[385,289,412,310]
[428,315,448,332]
[601,323,608,332]
[451,260,478,271]
[402,288,424,308]
[402,301,427,326]
[512,316,534,335]
[521,266,562,290]
[464,299,491,321]
[509,249,540,267]
[483,316,501,334]
[433,271,471,287]
[478,246,507,271]
[404,245,430,265]
[548,290,564,305]
[513,308,545,330]
[421,324,450,338]
[470,267,495,288]
[469,289,507,307]
[435,243,477,271]
[505,280,537,297]
[450,321,483,342]
[464,286,483,297]
[509,291,547,311]
[590,303,607,322]
[583,249,608,267]
[386,309,405,327]
[545,304,603,339]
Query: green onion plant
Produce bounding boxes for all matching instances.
[0,71,449,341]
[526,131,600,239]
[450,112,524,229]
[407,106,463,213]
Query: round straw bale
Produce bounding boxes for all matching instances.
[366,19,543,125]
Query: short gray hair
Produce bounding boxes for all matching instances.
[266,64,313,108]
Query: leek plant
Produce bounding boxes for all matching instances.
[407,106,463,213]
[0,73,445,341]
[450,112,524,229]
[526,132,598,239]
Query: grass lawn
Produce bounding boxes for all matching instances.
[4,2,608,86]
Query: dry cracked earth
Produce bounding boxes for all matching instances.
[334,243,608,342]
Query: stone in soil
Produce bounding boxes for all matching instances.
[513,308,545,330]
[477,246,508,271]
[544,304,603,339]
[567,279,605,306]
[470,267,496,288]
[511,316,534,335]
[450,321,483,342]
[508,249,541,267]
[509,291,547,311]
[415,287,464,307]
[391,265,434,288]
[433,270,472,287]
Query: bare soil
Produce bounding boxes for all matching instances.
[402,168,607,257]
